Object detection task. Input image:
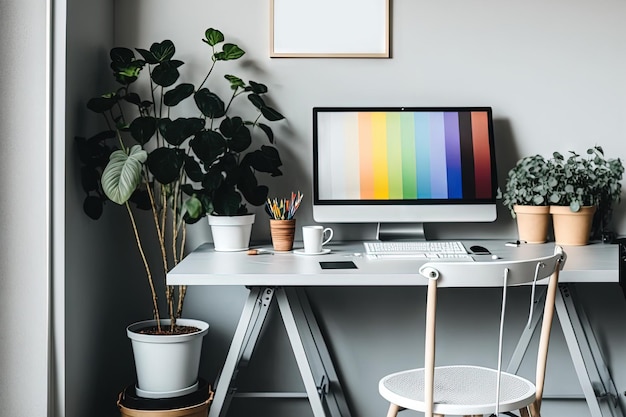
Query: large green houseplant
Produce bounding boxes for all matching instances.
[502,154,551,243]
[546,146,623,244]
[75,27,285,397]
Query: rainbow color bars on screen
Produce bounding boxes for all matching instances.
[316,109,494,201]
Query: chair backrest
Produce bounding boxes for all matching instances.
[418,246,566,417]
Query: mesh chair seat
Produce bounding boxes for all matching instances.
[379,365,536,415]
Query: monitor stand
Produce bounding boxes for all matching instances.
[376,223,425,241]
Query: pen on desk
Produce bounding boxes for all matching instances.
[505,240,527,247]
[247,249,274,255]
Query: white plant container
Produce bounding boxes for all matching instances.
[127,318,209,399]
[208,213,255,251]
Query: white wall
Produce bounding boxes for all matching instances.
[60,1,626,416]
[0,0,50,416]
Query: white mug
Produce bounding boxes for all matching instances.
[302,225,334,254]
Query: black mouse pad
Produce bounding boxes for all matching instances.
[320,261,358,269]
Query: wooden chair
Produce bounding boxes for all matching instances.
[378,247,566,417]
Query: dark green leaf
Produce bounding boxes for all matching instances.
[110,47,135,67]
[204,28,224,47]
[150,40,176,62]
[194,88,225,118]
[201,170,223,193]
[81,166,100,192]
[124,92,142,105]
[220,117,251,153]
[183,155,204,182]
[248,93,265,110]
[249,81,267,94]
[88,130,116,143]
[158,117,205,146]
[83,196,103,220]
[243,145,283,176]
[87,96,117,113]
[258,123,274,144]
[214,43,245,61]
[225,74,245,90]
[152,60,182,87]
[236,165,268,206]
[261,105,285,121]
[129,189,152,210]
[147,147,185,184]
[190,130,226,164]
[164,83,195,106]
[135,48,159,64]
[129,117,157,144]
[111,56,145,85]
[212,185,243,215]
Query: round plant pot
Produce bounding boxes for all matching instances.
[127,319,209,399]
[208,213,255,252]
[550,205,596,246]
[513,205,551,244]
[269,219,296,251]
[118,378,213,417]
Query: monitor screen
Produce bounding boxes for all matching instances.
[312,107,498,238]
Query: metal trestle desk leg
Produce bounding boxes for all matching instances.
[209,286,351,417]
[507,284,623,417]
[555,284,624,417]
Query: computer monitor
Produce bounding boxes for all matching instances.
[312,107,498,240]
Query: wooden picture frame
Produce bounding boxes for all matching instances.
[270,0,390,58]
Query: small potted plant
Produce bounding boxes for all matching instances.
[547,146,623,245]
[502,154,551,243]
[75,27,285,402]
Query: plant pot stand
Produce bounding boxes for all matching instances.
[118,378,213,417]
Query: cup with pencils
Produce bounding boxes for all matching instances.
[266,191,303,251]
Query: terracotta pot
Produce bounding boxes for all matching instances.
[513,205,551,244]
[550,205,596,246]
[269,219,296,251]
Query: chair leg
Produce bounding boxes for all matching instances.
[529,401,541,417]
[519,407,531,417]
[386,403,400,417]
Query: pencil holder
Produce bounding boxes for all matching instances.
[270,219,296,251]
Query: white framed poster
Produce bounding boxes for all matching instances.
[270,0,390,58]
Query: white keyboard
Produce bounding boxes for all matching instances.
[363,241,473,261]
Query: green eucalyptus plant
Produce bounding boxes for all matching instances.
[547,146,623,212]
[75,28,285,332]
[502,154,550,217]
[547,146,623,239]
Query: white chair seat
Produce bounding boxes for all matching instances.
[379,365,536,416]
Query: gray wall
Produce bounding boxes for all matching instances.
[0,0,50,416]
[59,1,626,417]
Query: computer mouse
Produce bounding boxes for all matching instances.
[469,245,491,255]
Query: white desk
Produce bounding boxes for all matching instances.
[168,240,624,417]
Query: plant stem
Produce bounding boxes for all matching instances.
[125,201,161,331]
[197,59,217,91]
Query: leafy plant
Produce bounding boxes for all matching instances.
[502,154,551,217]
[546,146,623,213]
[75,28,285,332]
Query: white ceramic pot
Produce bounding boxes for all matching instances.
[127,318,209,399]
[208,213,255,251]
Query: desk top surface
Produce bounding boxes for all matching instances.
[167,240,619,287]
